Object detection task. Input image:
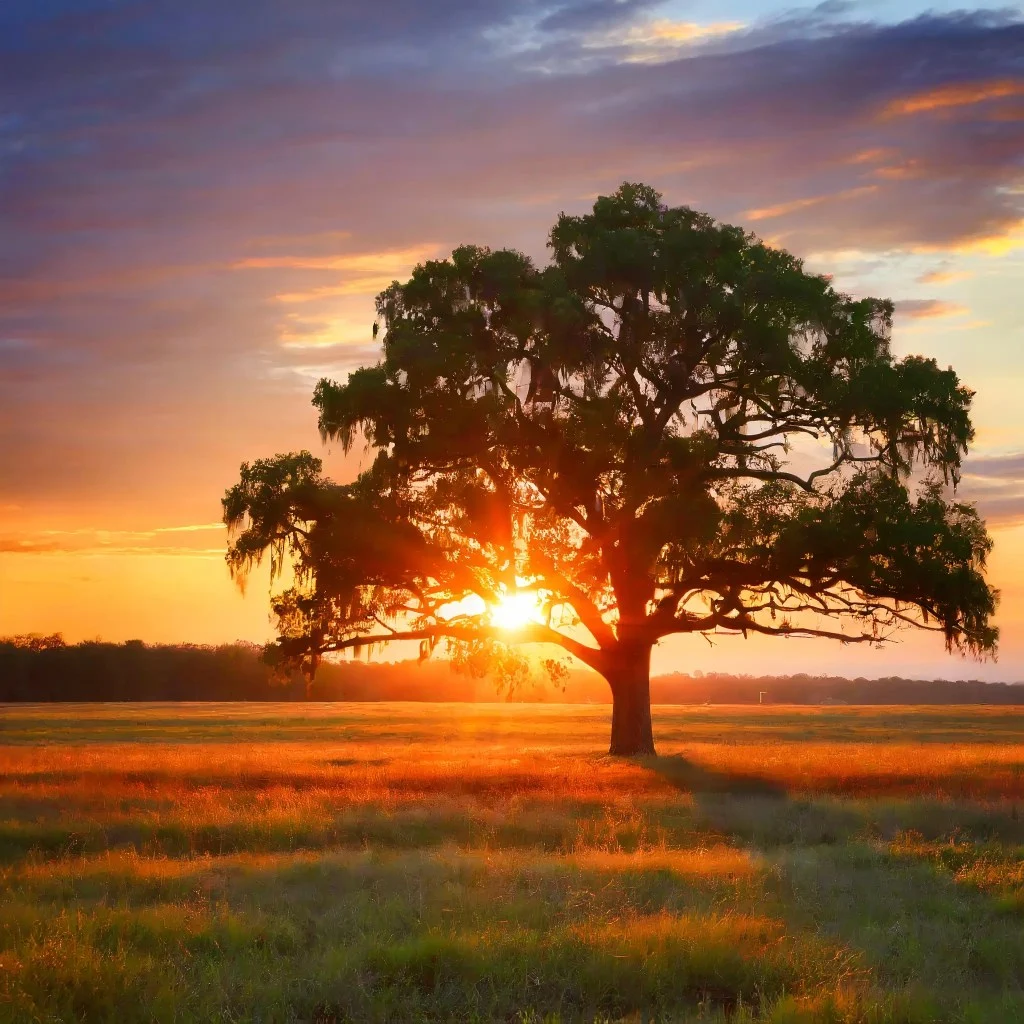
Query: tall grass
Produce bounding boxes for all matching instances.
[0,703,1022,1022]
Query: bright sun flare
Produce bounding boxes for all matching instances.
[489,591,543,631]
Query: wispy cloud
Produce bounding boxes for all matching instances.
[745,186,877,222]
[276,315,374,350]
[234,245,438,273]
[38,524,223,538]
[894,299,970,319]
[917,269,974,285]
[274,277,397,303]
[870,161,924,181]
[584,17,747,63]
[964,453,1024,480]
[0,539,224,557]
[911,222,1024,257]
[153,523,226,534]
[880,77,1024,118]
[2,523,227,556]
[960,452,1024,527]
[847,148,898,165]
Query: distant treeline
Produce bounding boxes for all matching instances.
[2,636,1022,704]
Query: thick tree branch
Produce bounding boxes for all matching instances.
[320,619,606,673]
[529,553,617,649]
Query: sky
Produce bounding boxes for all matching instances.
[0,0,1022,680]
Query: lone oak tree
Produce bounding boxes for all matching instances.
[224,183,997,755]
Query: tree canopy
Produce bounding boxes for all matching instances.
[224,183,997,754]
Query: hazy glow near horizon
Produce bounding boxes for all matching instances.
[1,1,1022,680]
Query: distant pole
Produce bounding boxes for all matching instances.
[759,691,767,704]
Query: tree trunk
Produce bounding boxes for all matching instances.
[606,640,656,756]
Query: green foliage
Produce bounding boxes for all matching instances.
[225,182,997,688]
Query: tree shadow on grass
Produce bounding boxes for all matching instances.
[644,754,789,798]
[647,754,864,847]
[645,754,1024,1014]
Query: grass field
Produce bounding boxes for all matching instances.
[1,703,1022,1023]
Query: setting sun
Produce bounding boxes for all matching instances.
[490,591,544,631]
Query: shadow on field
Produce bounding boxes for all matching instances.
[645,754,1024,1009]
[648,754,788,798]
[647,754,863,846]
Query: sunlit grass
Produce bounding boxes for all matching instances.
[0,703,1022,1022]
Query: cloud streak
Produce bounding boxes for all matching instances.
[583,17,748,63]
[0,522,227,556]
[960,453,1024,527]
[917,269,974,285]
[894,299,971,319]
[879,77,1024,118]
[745,186,878,222]
[234,245,440,273]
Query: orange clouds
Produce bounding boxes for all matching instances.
[744,186,877,222]
[234,244,440,349]
[871,161,924,181]
[881,77,1024,118]
[593,18,746,63]
[623,19,745,45]
[917,269,974,285]
[276,314,375,350]
[894,299,970,319]
[847,148,897,164]
[274,278,396,303]
[911,221,1024,256]
[234,244,439,273]
[846,149,924,180]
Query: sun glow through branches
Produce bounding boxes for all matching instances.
[435,589,546,632]
[489,591,544,631]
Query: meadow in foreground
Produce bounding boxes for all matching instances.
[0,702,1022,1023]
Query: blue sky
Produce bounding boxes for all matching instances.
[675,0,1023,22]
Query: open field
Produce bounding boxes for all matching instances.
[1,703,1022,1023]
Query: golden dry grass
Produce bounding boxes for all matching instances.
[0,702,1022,1022]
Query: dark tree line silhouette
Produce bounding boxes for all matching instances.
[1,637,1020,705]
